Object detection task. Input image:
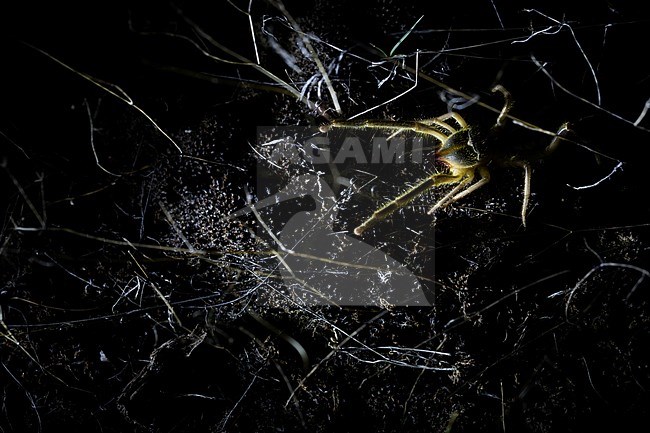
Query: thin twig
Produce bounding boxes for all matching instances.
[267,0,342,114]
[25,43,184,153]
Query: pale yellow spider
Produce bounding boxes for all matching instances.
[320,86,569,236]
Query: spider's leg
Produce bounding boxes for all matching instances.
[425,112,469,130]
[324,120,449,144]
[371,115,464,139]
[545,122,571,155]
[354,173,463,236]
[508,123,570,227]
[491,85,513,126]
[513,161,532,227]
[427,166,491,215]
[426,175,473,215]
[418,117,457,134]
[440,112,468,129]
[522,162,531,227]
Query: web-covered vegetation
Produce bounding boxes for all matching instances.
[2,1,649,432]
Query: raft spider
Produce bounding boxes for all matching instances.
[320,86,570,236]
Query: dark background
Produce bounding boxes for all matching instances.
[2,1,650,432]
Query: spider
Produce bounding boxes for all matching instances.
[320,86,570,236]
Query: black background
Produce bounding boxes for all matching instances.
[2,1,650,432]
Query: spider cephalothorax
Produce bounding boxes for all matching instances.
[436,126,479,170]
[320,86,569,236]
